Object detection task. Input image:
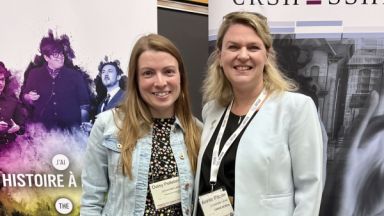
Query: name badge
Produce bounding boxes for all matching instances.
[199,188,234,216]
[149,177,181,209]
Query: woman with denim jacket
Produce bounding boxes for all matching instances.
[81,34,201,216]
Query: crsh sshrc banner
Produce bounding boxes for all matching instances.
[0,0,156,215]
[209,0,384,215]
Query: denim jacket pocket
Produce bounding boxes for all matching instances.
[102,135,123,177]
[101,135,122,153]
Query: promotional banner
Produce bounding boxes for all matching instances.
[0,0,156,215]
[209,1,384,215]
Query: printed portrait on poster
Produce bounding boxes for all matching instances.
[0,0,156,215]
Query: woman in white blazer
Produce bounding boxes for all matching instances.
[193,12,323,216]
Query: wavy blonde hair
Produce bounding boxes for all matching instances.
[203,11,296,106]
[116,34,201,178]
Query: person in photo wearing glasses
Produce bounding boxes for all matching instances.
[22,31,90,130]
[194,12,323,216]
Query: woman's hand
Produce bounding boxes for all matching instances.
[7,119,20,134]
[0,121,8,132]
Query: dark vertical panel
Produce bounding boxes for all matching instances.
[158,8,208,119]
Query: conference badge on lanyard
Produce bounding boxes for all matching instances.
[199,188,234,216]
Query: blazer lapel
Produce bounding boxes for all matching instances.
[106,89,125,110]
[199,101,226,158]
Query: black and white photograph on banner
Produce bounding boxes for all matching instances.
[273,37,384,216]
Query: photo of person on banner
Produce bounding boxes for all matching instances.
[80,34,201,215]
[193,11,323,216]
[81,57,127,132]
[95,57,125,114]
[21,31,91,131]
[0,62,26,148]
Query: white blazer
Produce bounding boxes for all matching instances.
[193,91,323,216]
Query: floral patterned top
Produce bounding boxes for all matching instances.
[144,117,182,215]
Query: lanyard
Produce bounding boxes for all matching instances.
[209,89,268,189]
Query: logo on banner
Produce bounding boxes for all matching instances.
[55,198,73,214]
[233,0,382,5]
[307,0,321,5]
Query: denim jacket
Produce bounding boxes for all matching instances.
[81,110,194,216]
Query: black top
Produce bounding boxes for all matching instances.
[23,65,90,130]
[144,117,182,215]
[97,89,125,114]
[197,110,257,215]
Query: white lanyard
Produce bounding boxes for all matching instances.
[209,89,268,188]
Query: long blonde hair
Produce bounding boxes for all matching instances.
[116,34,201,178]
[203,11,296,106]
